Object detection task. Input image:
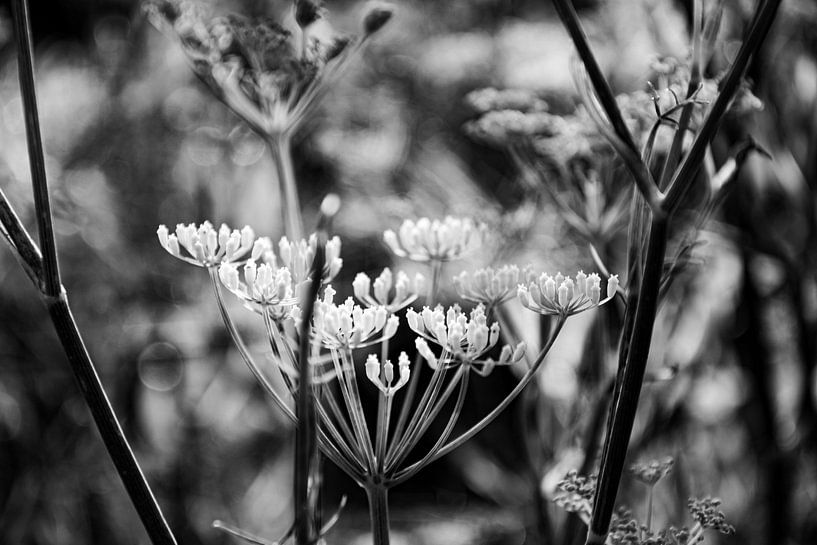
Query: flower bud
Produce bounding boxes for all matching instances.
[607,274,619,298]
[365,354,380,383]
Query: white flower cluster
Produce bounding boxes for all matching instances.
[218,239,299,317]
[353,268,425,313]
[312,287,399,349]
[407,304,500,367]
[518,271,618,317]
[453,265,528,307]
[365,352,411,396]
[270,234,343,286]
[157,222,254,267]
[383,216,485,262]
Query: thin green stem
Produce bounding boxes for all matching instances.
[268,135,304,241]
[212,272,296,420]
[317,382,365,465]
[375,393,393,472]
[385,357,451,470]
[391,366,470,485]
[415,317,565,466]
[387,364,461,473]
[375,338,391,469]
[338,348,377,472]
[365,484,390,545]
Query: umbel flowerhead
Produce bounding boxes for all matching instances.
[365,352,410,396]
[311,286,399,349]
[406,304,520,374]
[352,268,425,313]
[383,216,486,262]
[145,0,393,136]
[218,233,342,317]
[453,265,529,307]
[157,221,254,267]
[518,270,618,317]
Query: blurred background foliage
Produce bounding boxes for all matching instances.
[0,0,816,544]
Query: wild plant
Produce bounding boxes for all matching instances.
[464,0,782,543]
[0,1,784,545]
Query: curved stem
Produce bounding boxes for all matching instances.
[391,366,471,484]
[209,269,295,421]
[387,364,463,473]
[385,356,451,470]
[407,317,565,469]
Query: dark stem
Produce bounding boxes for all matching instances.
[552,0,662,213]
[587,218,668,545]
[47,293,177,545]
[365,484,390,545]
[10,0,60,297]
[663,0,783,212]
[9,1,177,542]
[294,236,326,545]
[0,185,43,283]
[550,0,638,157]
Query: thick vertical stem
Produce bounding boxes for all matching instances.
[365,484,391,545]
[293,236,325,545]
[269,135,304,241]
[587,218,668,545]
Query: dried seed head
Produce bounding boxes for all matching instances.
[295,0,324,28]
[363,3,393,35]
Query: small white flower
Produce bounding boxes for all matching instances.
[158,221,254,267]
[517,271,618,317]
[453,265,530,307]
[383,216,486,262]
[406,304,500,365]
[474,341,527,377]
[218,259,299,319]
[277,234,343,285]
[365,352,411,396]
[352,268,425,313]
[312,287,400,349]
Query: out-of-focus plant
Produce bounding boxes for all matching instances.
[555,457,735,545]
[462,1,782,543]
[145,0,392,241]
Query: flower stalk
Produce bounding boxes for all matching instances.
[548,1,784,544]
[5,2,177,543]
[365,484,391,545]
[268,134,305,241]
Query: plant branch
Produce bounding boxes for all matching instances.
[9,2,177,543]
[553,0,664,213]
[586,218,668,545]
[663,0,783,213]
[11,0,60,297]
[293,216,328,545]
[268,135,304,241]
[0,185,43,285]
